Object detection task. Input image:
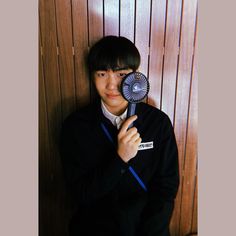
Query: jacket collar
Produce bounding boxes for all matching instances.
[90,99,144,128]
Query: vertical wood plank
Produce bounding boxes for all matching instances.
[171,0,197,235]
[104,0,119,36]
[179,7,198,234]
[39,0,63,235]
[148,0,166,108]
[88,0,104,101]
[39,0,62,142]
[161,0,182,123]
[191,19,198,234]
[39,17,51,195]
[175,0,197,170]
[88,0,104,46]
[55,0,76,119]
[135,0,151,76]
[163,1,183,235]
[72,0,90,107]
[39,24,50,236]
[191,176,198,233]
[120,0,135,41]
[39,0,62,185]
[179,64,198,236]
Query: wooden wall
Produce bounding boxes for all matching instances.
[39,0,198,235]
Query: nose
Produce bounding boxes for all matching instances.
[106,71,118,90]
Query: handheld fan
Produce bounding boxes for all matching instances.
[121,72,150,127]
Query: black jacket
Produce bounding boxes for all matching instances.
[60,100,179,236]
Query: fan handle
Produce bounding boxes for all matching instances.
[127,103,136,128]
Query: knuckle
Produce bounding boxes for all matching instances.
[132,127,137,133]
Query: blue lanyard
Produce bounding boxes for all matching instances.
[100,122,147,192]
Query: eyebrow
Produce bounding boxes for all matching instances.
[95,66,130,72]
[113,66,130,71]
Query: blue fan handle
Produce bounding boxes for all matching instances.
[127,103,136,128]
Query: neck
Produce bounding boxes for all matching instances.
[103,103,128,116]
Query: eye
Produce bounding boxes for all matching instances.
[117,72,127,78]
[96,71,107,78]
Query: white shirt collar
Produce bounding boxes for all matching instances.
[101,100,127,129]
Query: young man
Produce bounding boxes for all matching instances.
[60,36,179,236]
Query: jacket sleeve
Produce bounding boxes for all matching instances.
[59,118,129,206]
[138,115,179,236]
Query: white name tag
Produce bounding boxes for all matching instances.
[138,141,154,150]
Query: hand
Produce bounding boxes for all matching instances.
[117,115,142,163]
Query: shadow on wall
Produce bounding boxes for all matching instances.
[40,97,81,236]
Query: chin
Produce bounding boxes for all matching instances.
[103,97,127,107]
[105,100,122,107]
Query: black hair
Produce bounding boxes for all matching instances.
[87,36,140,74]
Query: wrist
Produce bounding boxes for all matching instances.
[117,150,129,163]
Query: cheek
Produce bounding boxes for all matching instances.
[94,78,105,92]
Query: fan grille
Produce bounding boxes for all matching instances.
[121,72,150,103]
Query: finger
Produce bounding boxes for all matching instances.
[134,137,142,146]
[127,133,141,144]
[122,129,139,143]
[119,115,138,135]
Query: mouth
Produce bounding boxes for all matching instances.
[106,93,121,99]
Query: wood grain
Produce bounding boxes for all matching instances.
[39,1,198,235]
[55,0,76,119]
[175,1,198,235]
[135,0,151,76]
[173,1,197,235]
[163,2,183,233]
[120,0,135,41]
[148,0,166,108]
[191,176,198,233]
[72,0,90,107]
[39,0,64,235]
[161,0,182,124]
[39,25,51,236]
[191,19,198,234]
[88,0,104,46]
[39,0,62,141]
[104,0,119,36]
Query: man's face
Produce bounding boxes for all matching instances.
[94,68,133,115]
